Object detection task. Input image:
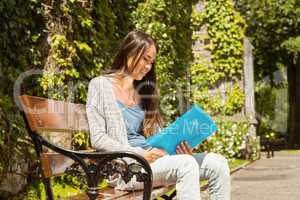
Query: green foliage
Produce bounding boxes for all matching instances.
[224,84,245,115]
[192,0,246,80]
[190,0,248,158]
[255,77,288,138]
[192,83,245,116]
[0,0,43,190]
[235,0,299,141]
[131,0,194,121]
[0,95,34,186]
[23,175,108,200]
[37,0,144,103]
[72,131,89,150]
[263,131,276,141]
[38,0,116,101]
[235,0,300,78]
[23,177,83,200]
[198,122,249,160]
[23,180,46,200]
[191,0,245,116]
[282,36,300,63]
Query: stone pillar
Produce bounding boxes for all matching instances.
[243,37,257,137]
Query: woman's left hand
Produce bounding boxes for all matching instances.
[176,141,193,155]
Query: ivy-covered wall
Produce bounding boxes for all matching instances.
[191,0,245,116]
[191,0,258,160]
[39,0,139,101]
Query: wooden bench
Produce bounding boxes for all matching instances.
[18,95,176,200]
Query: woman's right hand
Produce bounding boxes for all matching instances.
[144,148,166,163]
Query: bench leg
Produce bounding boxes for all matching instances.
[266,143,271,158]
[271,143,275,157]
[43,178,54,200]
[87,187,98,200]
[86,174,99,200]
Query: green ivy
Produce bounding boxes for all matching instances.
[0,0,44,190]
[131,0,194,121]
[38,0,133,102]
[191,0,251,159]
[191,1,246,113]
[72,131,89,150]
[192,0,245,78]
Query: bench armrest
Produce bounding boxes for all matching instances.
[33,133,153,200]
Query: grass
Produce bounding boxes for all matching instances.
[23,180,82,200]
[278,149,300,155]
[229,158,250,170]
[23,178,108,200]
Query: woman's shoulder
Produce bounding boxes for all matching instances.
[89,75,112,87]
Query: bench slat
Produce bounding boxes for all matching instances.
[19,95,89,132]
[40,148,96,178]
[40,152,75,178]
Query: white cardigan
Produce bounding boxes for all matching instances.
[86,75,145,156]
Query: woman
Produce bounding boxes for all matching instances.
[86,30,231,200]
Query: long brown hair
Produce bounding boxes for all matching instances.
[104,30,163,137]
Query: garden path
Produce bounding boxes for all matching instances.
[201,151,300,200]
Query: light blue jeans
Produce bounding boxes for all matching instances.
[113,152,231,200]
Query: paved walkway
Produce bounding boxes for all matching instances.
[201,151,300,200]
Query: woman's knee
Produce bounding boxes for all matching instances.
[176,154,199,175]
[204,153,230,176]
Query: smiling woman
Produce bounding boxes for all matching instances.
[86,30,231,200]
[127,44,156,80]
[103,30,162,137]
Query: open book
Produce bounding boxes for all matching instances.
[146,104,217,155]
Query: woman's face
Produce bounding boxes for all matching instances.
[128,44,157,80]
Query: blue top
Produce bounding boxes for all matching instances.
[117,100,151,149]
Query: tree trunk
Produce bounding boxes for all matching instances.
[287,63,300,148]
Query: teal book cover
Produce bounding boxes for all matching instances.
[146,104,217,155]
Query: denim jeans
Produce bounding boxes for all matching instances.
[113,152,231,200]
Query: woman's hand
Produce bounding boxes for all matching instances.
[144,148,166,163]
[176,141,193,155]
